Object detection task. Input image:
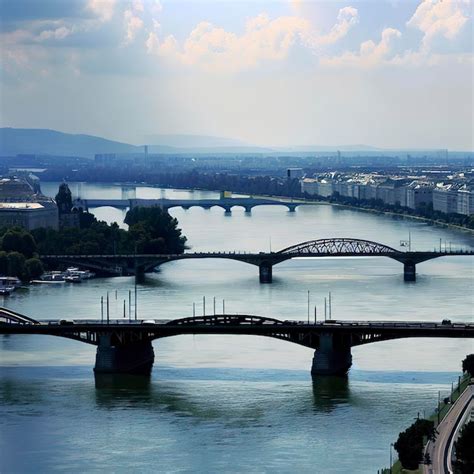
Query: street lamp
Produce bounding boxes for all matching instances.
[390,443,394,474]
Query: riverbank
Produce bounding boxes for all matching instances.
[43,180,474,234]
[381,374,471,473]
[254,194,474,235]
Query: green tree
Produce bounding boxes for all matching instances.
[7,252,26,280]
[454,421,474,473]
[0,250,8,275]
[394,419,435,470]
[1,228,37,258]
[24,258,44,280]
[462,354,474,377]
[125,207,187,254]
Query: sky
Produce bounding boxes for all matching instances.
[0,0,473,150]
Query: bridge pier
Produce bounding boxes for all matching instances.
[287,205,297,212]
[403,262,416,282]
[224,206,232,215]
[244,206,252,214]
[94,335,155,375]
[259,263,273,283]
[311,333,352,376]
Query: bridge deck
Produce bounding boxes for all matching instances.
[1,318,473,336]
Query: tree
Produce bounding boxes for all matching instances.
[125,207,187,254]
[25,258,44,280]
[1,228,37,258]
[0,251,8,275]
[454,421,474,473]
[394,419,435,470]
[462,354,474,377]
[7,252,26,280]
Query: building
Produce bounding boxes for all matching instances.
[0,177,58,230]
[406,182,433,210]
[433,184,459,214]
[300,178,319,195]
[287,168,304,179]
[457,185,474,216]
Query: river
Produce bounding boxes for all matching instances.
[1,182,473,473]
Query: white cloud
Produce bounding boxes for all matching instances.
[133,0,145,13]
[321,27,402,67]
[314,6,359,46]
[146,7,359,71]
[87,0,117,22]
[124,9,144,44]
[407,0,470,50]
[38,26,73,41]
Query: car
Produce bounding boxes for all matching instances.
[59,319,75,326]
[441,319,452,325]
[142,319,157,325]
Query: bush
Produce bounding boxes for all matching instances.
[462,354,474,378]
[394,419,435,470]
[454,421,474,473]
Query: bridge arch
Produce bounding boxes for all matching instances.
[277,238,399,255]
[0,308,39,325]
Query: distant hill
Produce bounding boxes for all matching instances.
[1,127,452,158]
[144,133,251,149]
[0,128,139,158]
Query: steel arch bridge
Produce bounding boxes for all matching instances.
[1,310,474,376]
[277,238,399,255]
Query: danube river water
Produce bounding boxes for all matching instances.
[1,182,473,473]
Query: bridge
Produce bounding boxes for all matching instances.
[73,197,305,213]
[40,238,474,282]
[1,308,473,377]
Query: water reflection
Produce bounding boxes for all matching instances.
[94,373,151,390]
[311,376,351,413]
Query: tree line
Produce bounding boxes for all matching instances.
[0,207,187,281]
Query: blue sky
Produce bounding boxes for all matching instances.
[0,0,472,149]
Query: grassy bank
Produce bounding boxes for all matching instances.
[380,374,471,473]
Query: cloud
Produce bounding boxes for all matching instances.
[321,27,402,67]
[124,9,144,44]
[314,6,359,46]
[146,7,359,71]
[38,26,73,41]
[87,0,117,22]
[407,0,470,50]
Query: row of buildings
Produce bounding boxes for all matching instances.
[0,176,58,230]
[300,173,474,216]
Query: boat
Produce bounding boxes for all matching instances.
[36,272,65,283]
[65,268,95,280]
[64,275,82,283]
[0,277,21,294]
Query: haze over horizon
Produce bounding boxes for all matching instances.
[1,0,473,150]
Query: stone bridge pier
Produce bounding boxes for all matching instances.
[311,333,352,376]
[94,334,155,375]
[403,261,416,282]
[259,262,273,283]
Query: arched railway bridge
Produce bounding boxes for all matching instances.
[40,237,474,282]
[1,308,473,376]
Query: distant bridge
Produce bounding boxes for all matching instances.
[1,308,473,376]
[40,238,474,282]
[73,197,306,213]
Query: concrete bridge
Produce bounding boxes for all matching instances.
[1,308,472,377]
[40,238,474,282]
[73,197,304,213]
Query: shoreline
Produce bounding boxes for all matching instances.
[45,180,474,235]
